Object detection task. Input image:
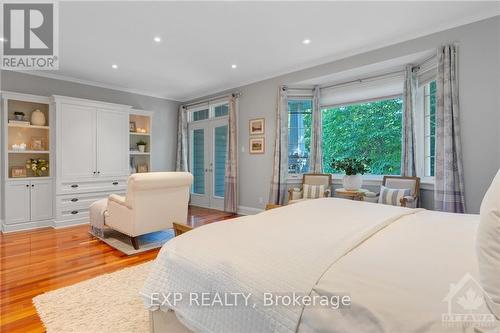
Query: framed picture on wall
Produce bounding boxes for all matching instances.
[249,118,265,135]
[249,137,265,154]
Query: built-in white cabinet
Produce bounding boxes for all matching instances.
[30,179,55,221]
[5,179,54,225]
[57,99,129,180]
[97,109,129,177]
[1,92,55,232]
[53,96,131,227]
[5,181,31,224]
[59,103,96,179]
[1,93,142,232]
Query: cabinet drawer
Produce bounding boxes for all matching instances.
[57,207,90,221]
[58,178,127,195]
[57,191,126,210]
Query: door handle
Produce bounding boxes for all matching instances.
[71,210,78,215]
[71,198,79,202]
[26,184,29,188]
[112,181,118,185]
[31,184,34,187]
[71,184,79,188]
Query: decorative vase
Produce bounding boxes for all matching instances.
[342,174,363,190]
[31,109,46,126]
[137,145,146,153]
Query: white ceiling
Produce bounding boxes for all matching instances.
[28,1,500,101]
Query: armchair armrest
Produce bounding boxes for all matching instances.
[108,194,131,209]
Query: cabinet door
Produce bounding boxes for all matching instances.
[96,108,128,177]
[5,182,30,224]
[60,103,96,179]
[30,180,54,221]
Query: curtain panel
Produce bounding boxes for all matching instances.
[269,87,289,205]
[224,96,238,213]
[435,44,466,213]
[401,64,417,176]
[310,86,323,173]
[175,105,189,172]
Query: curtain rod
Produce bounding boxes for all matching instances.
[182,92,240,109]
[320,69,404,91]
[286,53,437,92]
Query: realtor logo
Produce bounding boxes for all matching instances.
[1,1,59,69]
[442,273,496,328]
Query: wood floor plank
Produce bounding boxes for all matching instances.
[0,206,238,333]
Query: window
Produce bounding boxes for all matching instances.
[214,104,229,117]
[288,99,312,175]
[423,80,436,177]
[321,97,403,175]
[192,108,209,121]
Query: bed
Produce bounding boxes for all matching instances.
[141,198,499,333]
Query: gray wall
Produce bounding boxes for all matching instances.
[0,71,180,171]
[188,16,500,213]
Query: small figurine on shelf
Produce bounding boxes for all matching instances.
[26,158,49,177]
[13,111,25,121]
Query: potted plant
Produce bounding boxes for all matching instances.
[13,111,25,121]
[26,158,49,177]
[137,140,147,153]
[331,157,370,190]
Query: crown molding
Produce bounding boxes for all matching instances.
[6,70,181,102]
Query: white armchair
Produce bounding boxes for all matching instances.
[364,176,420,208]
[288,173,332,204]
[105,172,193,249]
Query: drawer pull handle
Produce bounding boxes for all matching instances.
[71,198,79,202]
[71,210,78,215]
[112,181,119,185]
[71,184,79,188]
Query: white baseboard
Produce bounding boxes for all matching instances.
[1,219,53,233]
[237,206,263,215]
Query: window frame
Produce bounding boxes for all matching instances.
[415,78,437,183]
[320,94,404,177]
[187,101,229,124]
[286,96,313,180]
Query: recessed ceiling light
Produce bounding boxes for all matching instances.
[111,64,118,69]
[302,39,311,45]
[153,36,161,43]
[231,64,237,69]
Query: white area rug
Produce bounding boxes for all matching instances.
[33,262,152,333]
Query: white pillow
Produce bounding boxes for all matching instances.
[477,169,500,318]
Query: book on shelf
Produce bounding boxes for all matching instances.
[8,120,31,125]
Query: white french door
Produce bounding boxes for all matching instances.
[189,117,228,210]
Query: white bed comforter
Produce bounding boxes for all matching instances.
[141,198,421,333]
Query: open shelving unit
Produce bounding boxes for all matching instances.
[129,110,153,174]
[4,97,53,179]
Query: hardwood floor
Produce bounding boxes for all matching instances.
[0,206,238,333]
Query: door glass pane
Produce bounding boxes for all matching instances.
[192,129,205,194]
[192,109,209,121]
[214,104,229,117]
[214,125,228,197]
